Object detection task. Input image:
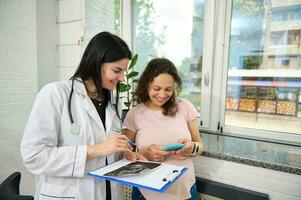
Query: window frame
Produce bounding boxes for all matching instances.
[120,0,134,51]
[199,0,216,129]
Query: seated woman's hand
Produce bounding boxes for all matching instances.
[174,139,194,160]
[140,144,172,162]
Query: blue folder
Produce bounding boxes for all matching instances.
[87,159,188,193]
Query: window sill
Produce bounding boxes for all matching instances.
[200,131,301,175]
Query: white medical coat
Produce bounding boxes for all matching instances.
[20,79,124,200]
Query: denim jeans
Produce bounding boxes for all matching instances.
[132,183,198,200]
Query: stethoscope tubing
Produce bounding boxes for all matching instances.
[68,78,81,135]
[68,78,75,124]
[67,78,122,135]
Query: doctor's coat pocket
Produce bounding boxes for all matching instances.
[59,125,87,145]
[39,182,77,200]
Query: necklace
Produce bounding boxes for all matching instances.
[97,101,103,106]
[92,98,105,107]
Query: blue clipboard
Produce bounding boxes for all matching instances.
[87,159,188,193]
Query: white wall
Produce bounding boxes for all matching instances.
[194,156,301,200]
[37,0,57,89]
[0,0,37,194]
[56,0,83,80]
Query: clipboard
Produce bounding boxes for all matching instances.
[87,159,188,193]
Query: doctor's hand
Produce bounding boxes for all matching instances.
[173,139,194,160]
[87,135,133,160]
[139,144,172,162]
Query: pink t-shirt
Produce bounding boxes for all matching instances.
[124,98,199,200]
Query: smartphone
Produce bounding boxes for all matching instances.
[161,143,185,151]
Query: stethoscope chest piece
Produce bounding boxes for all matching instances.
[70,123,80,135]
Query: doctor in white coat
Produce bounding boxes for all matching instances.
[21,32,143,200]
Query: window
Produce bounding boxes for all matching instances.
[84,0,121,45]
[132,0,205,112]
[123,0,301,144]
[221,0,301,143]
[114,0,121,35]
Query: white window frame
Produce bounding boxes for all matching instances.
[120,0,134,51]
[199,0,216,129]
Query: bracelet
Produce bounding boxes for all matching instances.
[191,142,202,156]
[192,143,196,154]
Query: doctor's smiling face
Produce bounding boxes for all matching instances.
[101,58,129,91]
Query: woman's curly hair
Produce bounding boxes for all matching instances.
[133,58,182,116]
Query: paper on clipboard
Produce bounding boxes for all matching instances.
[87,159,188,193]
[103,160,161,177]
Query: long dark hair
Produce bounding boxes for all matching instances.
[133,58,182,116]
[72,32,132,118]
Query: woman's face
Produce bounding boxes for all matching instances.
[147,73,174,109]
[101,58,129,91]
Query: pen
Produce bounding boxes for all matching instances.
[128,141,136,146]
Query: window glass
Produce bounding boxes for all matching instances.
[225,0,301,134]
[114,0,121,35]
[133,0,205,112]
[84,0,121,47]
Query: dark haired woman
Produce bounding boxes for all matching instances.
[123,58,204,200]
[21,32,143,200]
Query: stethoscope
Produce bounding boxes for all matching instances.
[68,78,80,135]
[68,78,121,135]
